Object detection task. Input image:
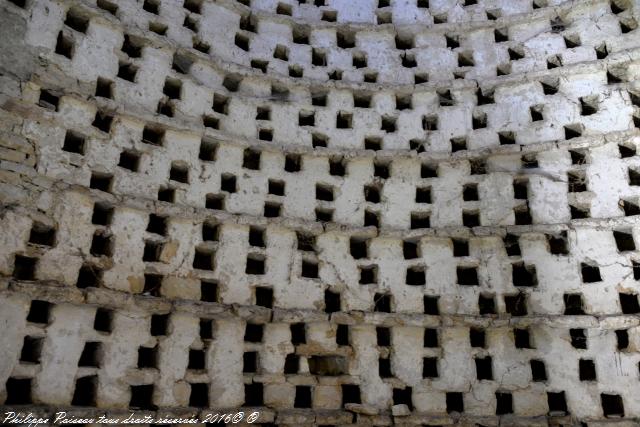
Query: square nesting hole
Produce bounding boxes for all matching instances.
[28,222,56,247]
[62,130,86,154]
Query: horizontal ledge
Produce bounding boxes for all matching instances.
[63,0,640,92]
[3,280,639,329]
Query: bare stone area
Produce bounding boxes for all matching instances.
[1,0,640,425]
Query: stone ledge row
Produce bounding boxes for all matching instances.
[25,40,640,155]
[98,0,638,86]
[4,281,640,330]
[16,69,640,163]
[6,87,640,233]
[3,170,640,246]
[41,0,640,94]
[219,0,577,29]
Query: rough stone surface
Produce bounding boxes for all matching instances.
[0,0,640,425]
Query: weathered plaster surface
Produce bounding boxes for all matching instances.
[1,0,640,425]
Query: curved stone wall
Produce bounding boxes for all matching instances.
[0,0,640,425]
